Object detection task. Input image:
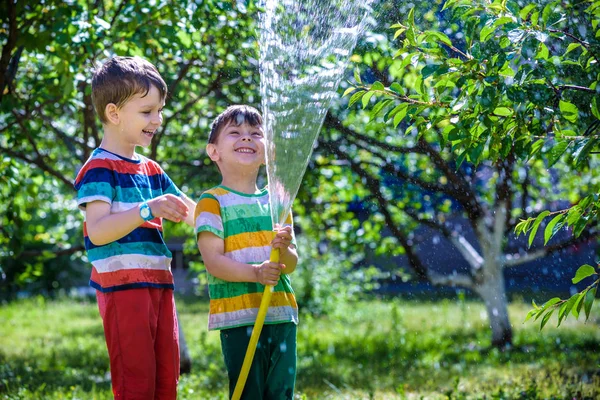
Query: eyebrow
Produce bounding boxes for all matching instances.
[139,102,164,109]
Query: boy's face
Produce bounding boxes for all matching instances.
[207,122,265,171]
[106,85,164,149]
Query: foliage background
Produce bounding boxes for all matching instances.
[1,0,600,397]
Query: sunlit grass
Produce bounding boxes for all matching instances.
[1,296,598,399]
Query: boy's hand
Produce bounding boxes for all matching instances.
[148,194,189,223]
[271,225,293,250]
[254,260,284,286]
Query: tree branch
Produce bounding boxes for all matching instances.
[109,0,128,27]
[401,207,484,270]
[419,138,484,221]
[0,145,73,188]
[548,28,600,64]
[324,112,425,155]
[428,271,475,290]
[322,139,430,280]
[152,72,224,158]
[0,0,18,102]
[502,230,600,267]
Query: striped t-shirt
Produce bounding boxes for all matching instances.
[194,185,298,331]
[74,148,182,292]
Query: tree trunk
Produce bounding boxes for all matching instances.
[475,267,513,348]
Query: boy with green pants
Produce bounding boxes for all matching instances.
[194,105,299,399]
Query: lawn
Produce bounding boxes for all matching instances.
[0,295,599,399]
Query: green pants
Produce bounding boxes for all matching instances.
[220,322,297,400]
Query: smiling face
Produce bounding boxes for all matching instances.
[206,121,265,172]
[117,85,164,149]
[103,84,164,155]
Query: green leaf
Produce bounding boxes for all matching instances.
[536,43,549,60]
[558,293,579,326]
[425,31,453,46]
[540,309,555,330]
[564,43,581,56]
[566,205,582,226]
[530,139,544,158]
[538,297,561,316]
[362,91,375,108]
[592,97,600,120]
[348,91,365,107]
[544,214,564,244]
[421,64,440,79]
[546,139,569,167]
[480,24,496,42]
[370,99,393,121]
[387,102,408,120]
[559,100,578,123]
[572,289,589,319]
[342,87,356,97]
[394,28,406,39]
[371,81,385,92]
[393,105,409,128]
[519,4,537,20]
[528,210,550,247]
[354,68,362,85]
[572,264,597,284]
[584,287,597,321]
[176,30,192,48]
[541,3,554,26]
[574,138,598,168]
[524,308,539,322]
[390,82,405,95]
[494,107,513,116]
[540,309,555,331]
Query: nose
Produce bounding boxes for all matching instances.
[152,111,163,126]
[240,132,252,141]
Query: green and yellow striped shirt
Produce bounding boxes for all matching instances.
[194,185,298,331]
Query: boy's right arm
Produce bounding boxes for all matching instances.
[86,194,189,246]
[198,232,284,286]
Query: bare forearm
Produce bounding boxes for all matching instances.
[204,253,258,282]
[87,207,143,246]
[280,246,298,274]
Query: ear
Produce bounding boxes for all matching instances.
[206,143,220,162]
[104,103,120,125]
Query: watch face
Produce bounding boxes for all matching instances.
[141,207,150,219]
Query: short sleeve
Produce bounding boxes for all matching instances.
[74,163,115,210]
[161,172,182,197]
[195,193,224,240]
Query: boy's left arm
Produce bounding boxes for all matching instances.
[272,226,298,274]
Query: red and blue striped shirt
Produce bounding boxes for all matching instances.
[74,148,181,292]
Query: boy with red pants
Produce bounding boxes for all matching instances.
[74,56,196,399]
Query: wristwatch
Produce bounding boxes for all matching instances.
[139,202,154,221]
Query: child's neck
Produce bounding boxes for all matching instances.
[220,175,260,195]
[100,128,136,159]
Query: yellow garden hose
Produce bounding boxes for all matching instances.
[232,245,280,400]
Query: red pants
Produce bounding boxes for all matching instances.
[96,288,180,399]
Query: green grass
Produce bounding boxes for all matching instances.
[1,295,599,399]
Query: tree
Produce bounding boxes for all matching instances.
[0,0,263,371]
[0,0,261,295]
[295,0,600,346]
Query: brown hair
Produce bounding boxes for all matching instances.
[209,105,263,144]
[91,56,167,123]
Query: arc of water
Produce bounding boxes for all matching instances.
[232,1,372,399]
